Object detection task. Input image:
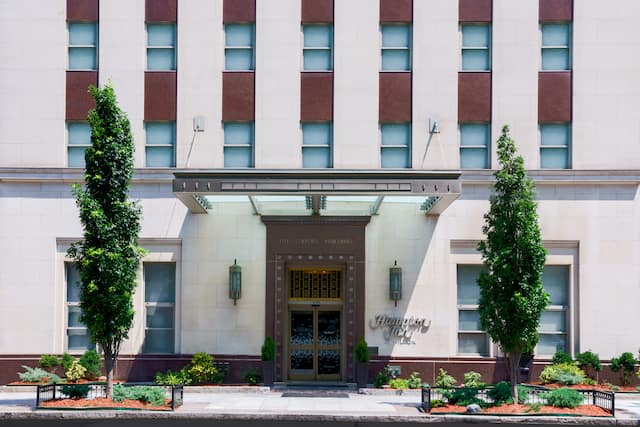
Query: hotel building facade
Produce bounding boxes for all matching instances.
[1,0,639,385]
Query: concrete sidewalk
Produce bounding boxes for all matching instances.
[0,386,639,424]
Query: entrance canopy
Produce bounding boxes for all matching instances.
[173,170,461,215]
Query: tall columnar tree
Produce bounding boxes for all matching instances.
[68,84,145,398]
[477,125,549,403]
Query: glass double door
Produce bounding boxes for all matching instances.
[288,307,342,381]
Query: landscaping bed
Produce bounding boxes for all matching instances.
[430,403,611,417]
[38,397,172,411]
[527,381,639,393]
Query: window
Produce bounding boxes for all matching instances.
[143,263,176,354]
[460,123,490,169]
[381,24,411,71]
[303,25,333,71]
[461,24,491,71]
[540,123,570,169]
[147,24,176,71]
[145,122,176,167]
[457,265,488,356]
[381,123,411,168]
[537,266,569,355]
[67,122,91,168]
[224,122,254,168]
[68,22,97,70]
[302,122,332,168]
[541,23,571,71]
[225,24,254,71]
[65,263,94,352]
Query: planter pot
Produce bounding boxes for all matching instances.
[356,362,368,388]
[262,361,274,386]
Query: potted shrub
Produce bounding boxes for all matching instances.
[261,336,275,386]
[354,336,369,388]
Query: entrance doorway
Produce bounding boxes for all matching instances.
[287,269,343,381]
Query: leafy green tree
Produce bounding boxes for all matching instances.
[67,84,145,398]
[477,125,549,403]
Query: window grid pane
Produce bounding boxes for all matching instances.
[224,122,254,168]
[381,25,411,71]
[541,23,571,70]
[145,122,175,167]
[144,262,176,354]
[147,24,175,71]
[540,124,570,169]
[302,146,331,168]
[69,47,97,70]
[537,265,569,356]
[457,265,488,356]
[460,124,489,169]
[66,263,93,352]
[226,24,254,71]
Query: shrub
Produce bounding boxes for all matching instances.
[261,336,275,362]
[66,360,87,382]
[244,368,261,386]
[407,372,423,389]
[155,368,192,386]
[430,399,446,408]
[434,368,456,388]
[539,363,585,385]
[112,385,166,406]
[517,385,532,404]
[610,352,638,386]
[551,350,573,365]
[462,371,485,388]
[576,350,601,376]
[61,384,90,399]
[555,372,585,385]
[487,381,531,405]
[527,402,542,412]
[39,355,60,373]
[447,387,485,407]
[354,337,369,363]
[487,381,511,404]
[17,366,60,384]
[389,378,409,389]
[79,350,103,380]
[373,367,391,388]
[60,353,75,372]
[186,352,218,384]
[583,377,597,386]
[541,388,584,408]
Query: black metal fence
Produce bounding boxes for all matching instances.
[421,386,614,416]
[36,383,184,411]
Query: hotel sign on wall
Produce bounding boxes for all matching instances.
[369,315,431,344]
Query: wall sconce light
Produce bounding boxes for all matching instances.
[389,260,402,307]
[229,259,241,305]
[429,118,440,134]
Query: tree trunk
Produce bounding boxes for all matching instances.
[509,352,522,405]
[105,351,114,399]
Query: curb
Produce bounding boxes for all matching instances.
[0,411,638,424]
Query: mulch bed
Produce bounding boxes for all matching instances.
[431,403,611,417]
[39,398,172,411]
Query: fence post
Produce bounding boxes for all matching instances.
[611,392,615,417]
[52,384,56,401]
[171,386,175,411]
[36,385,40,408]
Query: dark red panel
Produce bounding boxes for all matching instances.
[380,0,412,23]
[223,72,255,121]
[458,72,492,122]
[301,73,333,122]
[379,73,411,122]
[539,71,572,122]
[144,72,177,120]
[146,0,177,22]
[539,0,573,22]
[302,0,333,23]
[66,71,98,120]
[224,0,256,23]
[459,0,492,23]
[67,0,99,21]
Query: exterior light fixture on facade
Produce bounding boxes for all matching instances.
[229,259,242,305]
[389,260,402,307]
[429,118,440,134]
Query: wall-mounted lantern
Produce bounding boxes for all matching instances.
[229,259,241,305]
[389,260,402,307]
